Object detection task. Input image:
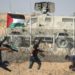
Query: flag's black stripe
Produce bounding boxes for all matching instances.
[8,13,25,19]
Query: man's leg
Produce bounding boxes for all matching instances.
[36,57,41,70]
[29,56,34,69]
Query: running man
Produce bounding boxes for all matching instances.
[29,38,45,70]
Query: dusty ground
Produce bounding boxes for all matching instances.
[0,62,75,75]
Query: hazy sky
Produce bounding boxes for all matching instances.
[0,0,75,16]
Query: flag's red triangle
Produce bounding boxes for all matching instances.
[7,14,13,27]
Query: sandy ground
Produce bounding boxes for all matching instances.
[0,62,75,75]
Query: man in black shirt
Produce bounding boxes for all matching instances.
[29,38,45,70]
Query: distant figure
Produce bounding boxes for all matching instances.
[65,55,75,70]
[29,38,45,70]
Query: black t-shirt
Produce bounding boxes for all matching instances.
[32,49,43,57]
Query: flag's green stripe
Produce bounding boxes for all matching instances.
[10,23,24,28]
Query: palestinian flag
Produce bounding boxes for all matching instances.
[7,13,25,28]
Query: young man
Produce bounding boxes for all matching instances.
[29,38,45,70]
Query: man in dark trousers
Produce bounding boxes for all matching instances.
[65,55,75,70]
[29,38,45,70]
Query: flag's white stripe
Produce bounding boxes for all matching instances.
[12,19,25,23]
